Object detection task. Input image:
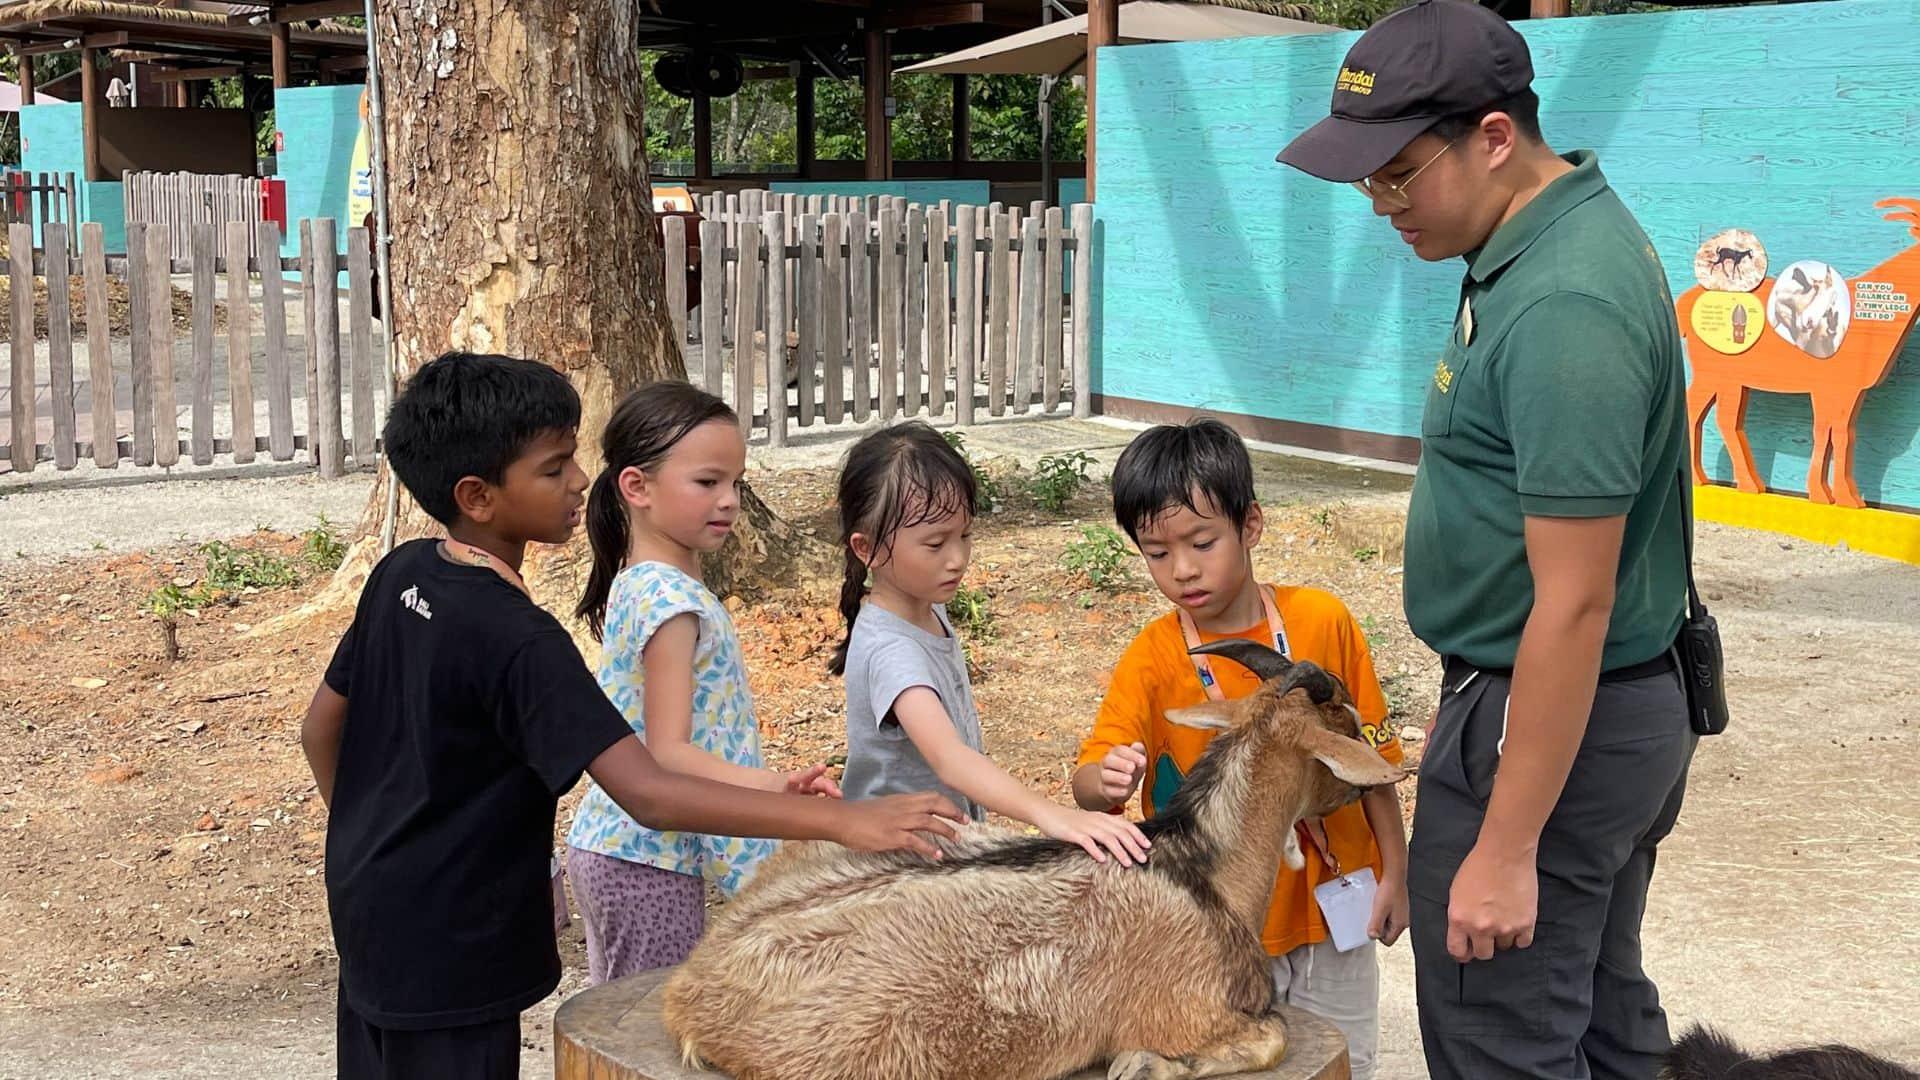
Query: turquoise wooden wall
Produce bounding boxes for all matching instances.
[273,85,361,260]
[1094,0,1920,509]
[19,103,125,252]
[768,179,991,206]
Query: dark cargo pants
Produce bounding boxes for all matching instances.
[1409,665,1696,1080]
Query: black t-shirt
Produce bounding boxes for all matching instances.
[322,539,631,1030]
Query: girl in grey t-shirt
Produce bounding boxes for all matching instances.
[827,423,1150,866]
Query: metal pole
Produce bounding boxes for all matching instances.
[363,0,403,553]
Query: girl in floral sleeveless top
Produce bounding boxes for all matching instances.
[566,383,839,983]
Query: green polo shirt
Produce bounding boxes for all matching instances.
[1403,150,1688,672]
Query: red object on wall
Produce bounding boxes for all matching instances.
[261,178,288,234]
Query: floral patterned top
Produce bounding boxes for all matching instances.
[564,562,775,896]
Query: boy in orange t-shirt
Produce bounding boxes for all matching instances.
[1071,419,1407,1080]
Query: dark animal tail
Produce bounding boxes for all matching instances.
[1663,1027,1752,1080]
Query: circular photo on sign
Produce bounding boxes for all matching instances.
[1693,229,1767,292]
[1767,260,1851,360]
[1689,291,1766,355]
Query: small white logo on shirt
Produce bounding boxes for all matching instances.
[400,585,433,620]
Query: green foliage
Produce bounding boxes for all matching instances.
[1027,450,1095,513]
[1063,525,1133,593]
[301,516,348,571]
[946,584,996,639]
[942,430,1002,512]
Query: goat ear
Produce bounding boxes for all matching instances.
[1296,725,1406,787]
[1165,702,1237,732]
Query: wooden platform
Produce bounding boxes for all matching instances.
[554,968,1350,1080]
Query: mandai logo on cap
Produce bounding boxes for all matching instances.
[1335,66,1376,96]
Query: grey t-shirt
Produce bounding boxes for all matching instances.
[841,602,987,821]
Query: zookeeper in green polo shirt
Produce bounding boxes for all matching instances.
[1279,2,1697,1078]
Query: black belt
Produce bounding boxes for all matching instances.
[1443,649,1675,689]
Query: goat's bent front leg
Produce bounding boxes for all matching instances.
[1106,1013,1291,1080]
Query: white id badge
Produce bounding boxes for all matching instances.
[1312,866,1378,953]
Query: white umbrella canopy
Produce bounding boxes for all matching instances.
[898,0,1335,78]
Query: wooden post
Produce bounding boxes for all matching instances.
[693,92,713,180]
[928,207,950,418]
[311,218,344,478]
[1085,0,1117,200]
[848,209,872,421]
[663,215,688,371]
[271,23,292,89]
[699,219,725,396]
[1071,203,1094,419]
[258,221,294,462]
[1042,207,1065,413]
[9,225,35,472]
[190,224,217,464]
[1016,212,1041,414]
[80,48,99,182]
[147,224,178,469]
[796,210,819,428]
[347,227,375,464]
[1530,0,1572,14]
[877,205,900,420]
[864,29,890,181]
[903,207,925,417]
[126,223,154,465]
[987,211,1010,417]
[45,224,76,469]
[732,220,760,437]
[952,74,969,171]
[822,213,846,425]
[797,71,816,180]
[14,46,33,109]
[954,204,977,426]
[83,223,115,467]
[227,222,256,463]
[763,210,788,447]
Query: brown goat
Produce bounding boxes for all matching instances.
[662,646,1406,1080]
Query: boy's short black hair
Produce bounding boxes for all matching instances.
[1429,89,1543,144]
[382,351,581,525]
[1111,417,1256,544]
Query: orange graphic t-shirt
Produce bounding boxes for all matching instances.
[1077,584,1402,956]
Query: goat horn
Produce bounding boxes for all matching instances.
[1277,660,1340,705]
[1188,639,1293,681]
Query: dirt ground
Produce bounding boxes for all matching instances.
[1,425,1916,1078]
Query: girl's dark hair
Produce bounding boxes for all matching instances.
[575,381,736,639]
[828,422,977,675]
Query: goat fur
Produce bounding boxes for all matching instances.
[662,654,1405,1080]
[1663,1025,1918,1080]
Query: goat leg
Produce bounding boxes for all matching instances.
[1105,1014,1291,1080]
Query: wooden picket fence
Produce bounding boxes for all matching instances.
[2,171,81,240]
[124,172,275,262]
[2,218,380,478]
[673,189,1093,444]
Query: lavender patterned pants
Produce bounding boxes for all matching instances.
[566,846,707,985]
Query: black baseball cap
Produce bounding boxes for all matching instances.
[1277,0,1534,183]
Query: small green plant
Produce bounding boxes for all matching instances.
[1063,525,1133,593]
[945,584,996,640]
[1309,507,1334,529]
[302,515,348,571]
[1352,546,1379,563]
[1358,614,1386,651]
[942,431,1002,512]
[1026,450,1095,513]
[201,541,300,591]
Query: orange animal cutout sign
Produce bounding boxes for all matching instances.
[1678,199,1920,508]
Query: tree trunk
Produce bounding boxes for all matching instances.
[276,0,823,638]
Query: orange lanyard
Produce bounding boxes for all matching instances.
[1176,586,1289,702]
[442,539,530,598]
[1176,587,1339,873]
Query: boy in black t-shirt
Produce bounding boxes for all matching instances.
[301,352,963,1080]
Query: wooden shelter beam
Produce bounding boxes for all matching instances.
[952,73,968,167]
[80,45,99,179]
[13,41,33,104]
[797,69,815,178]
[151,64,244,81]
[864,27,890,180]
[1085,0,1116,199]
[874,3,984,31]
[269,0,364,23]
[271,21,290,86]
[693,91,713,180]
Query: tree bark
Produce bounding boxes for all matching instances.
[279,0,823,638]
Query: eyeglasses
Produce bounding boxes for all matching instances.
[1352,139,1456,212]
